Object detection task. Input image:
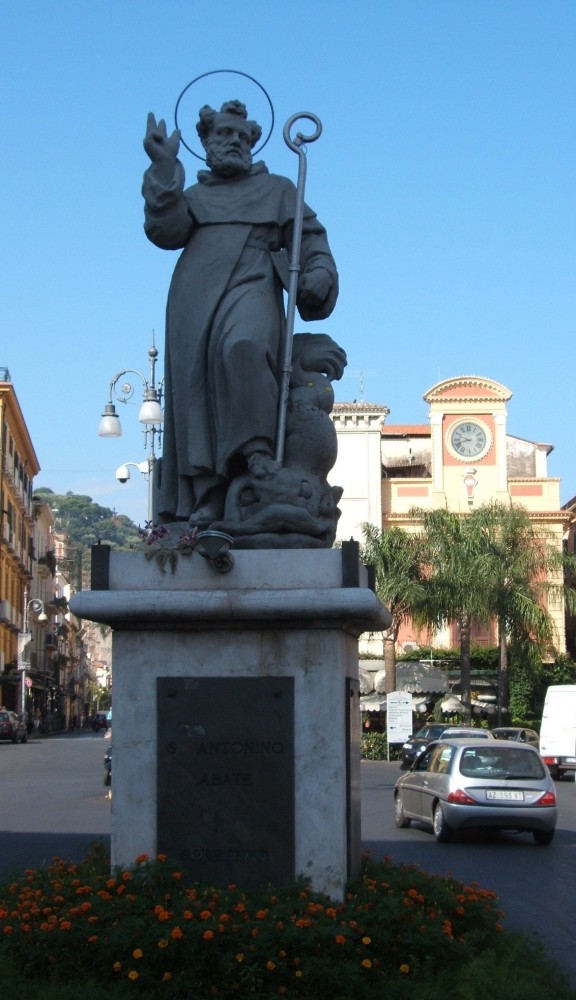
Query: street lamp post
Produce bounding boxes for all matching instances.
[98,338,164,523]
[115,461,153,522]
[17,588,48,717]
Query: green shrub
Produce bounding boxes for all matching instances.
[540,654,576,688]
[361,733,402,760]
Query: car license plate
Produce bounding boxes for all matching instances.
[486,789,524,801]
[565,757,576,764]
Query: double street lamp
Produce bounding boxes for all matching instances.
[17,588,48,716]
[98,340,164,522]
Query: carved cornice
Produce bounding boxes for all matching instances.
[331,402,389,430]
[423,375,512,405]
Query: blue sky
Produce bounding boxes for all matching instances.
[1,0,575,524]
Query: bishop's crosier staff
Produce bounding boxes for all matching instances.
[274,112,323,466]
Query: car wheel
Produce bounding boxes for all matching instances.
[394,792,410,828]
[432,802,452,842]
[21,731,27,744]
[533,829,555,846]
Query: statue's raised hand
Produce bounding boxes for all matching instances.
[144,112,181,164]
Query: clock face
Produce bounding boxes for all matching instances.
[450,421,489,458]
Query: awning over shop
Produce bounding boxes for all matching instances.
[396,662,449,694]
[360,694,387,713]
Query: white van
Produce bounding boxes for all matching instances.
[539,685,576,779]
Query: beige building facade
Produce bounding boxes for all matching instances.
[332,374,568,654]
[0,370,41,708]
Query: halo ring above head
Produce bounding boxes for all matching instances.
[174,69,275,160]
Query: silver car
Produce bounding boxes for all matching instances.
[394,738,557,845]
[400,724,494,769]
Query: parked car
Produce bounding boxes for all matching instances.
[394,738,557,845]
[400,723,493,769]
[0,710,28,743]
[91,712,109,731]
[492,727,540,749]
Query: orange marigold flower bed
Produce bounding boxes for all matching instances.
[0,846,539,998]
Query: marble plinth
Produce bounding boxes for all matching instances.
[71,543,389,899]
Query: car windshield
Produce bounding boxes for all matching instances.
[459,746,545,780]
[447,729,489,739]
[414,725,446,739]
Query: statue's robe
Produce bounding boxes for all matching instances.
[143,160,338,521]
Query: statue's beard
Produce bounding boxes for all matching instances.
[205,144,252,177]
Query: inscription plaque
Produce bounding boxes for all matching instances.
[157,677,295,887]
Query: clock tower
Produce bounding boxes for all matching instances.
[424,375,512,510]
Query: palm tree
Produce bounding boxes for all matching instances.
[409,508,494,722]
[473,501,576,723]
[360,524,425,693]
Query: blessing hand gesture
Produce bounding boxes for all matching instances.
[144,112,181,164]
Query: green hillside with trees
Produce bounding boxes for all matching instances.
[34,488,141,550]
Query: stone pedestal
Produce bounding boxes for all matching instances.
[71,543,389,900]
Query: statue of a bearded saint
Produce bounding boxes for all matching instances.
[142,100,339,529]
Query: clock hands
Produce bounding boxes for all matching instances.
[451,422,488,457]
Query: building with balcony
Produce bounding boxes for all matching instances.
[0,369,140,728]
[0,369,41,709]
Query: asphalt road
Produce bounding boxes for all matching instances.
[362,758,576,988]
[0,729,111,878]
[2,735,575,986]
